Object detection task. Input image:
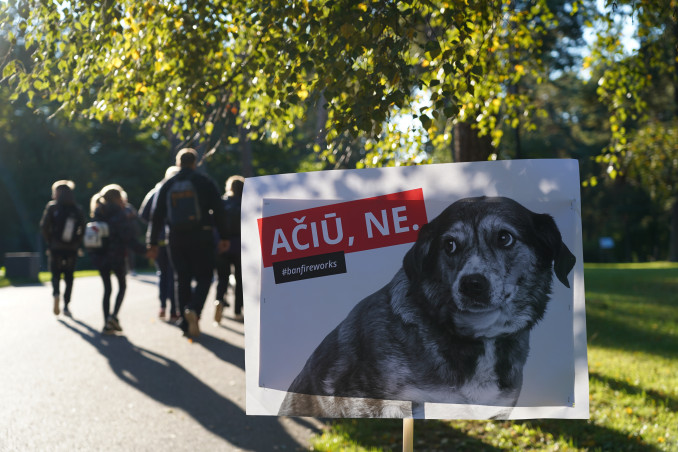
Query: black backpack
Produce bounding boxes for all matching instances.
[166,176,201,230]
[51,204,81,244]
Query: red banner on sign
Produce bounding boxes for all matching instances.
[257,189,428,267]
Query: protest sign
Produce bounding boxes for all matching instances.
[243,159,588,419]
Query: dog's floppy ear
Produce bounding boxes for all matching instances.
[533,213,576,288]
[403,222,435,284]
[553,241,576,289]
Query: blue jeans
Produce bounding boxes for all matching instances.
[156,245,177,314]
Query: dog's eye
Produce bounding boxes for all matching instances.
[444,238,458,255]
[497,230,514,248]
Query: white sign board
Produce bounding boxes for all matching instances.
[243,160,589,419]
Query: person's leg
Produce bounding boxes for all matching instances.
[182,231,214,337]
[155,261,165,310]
[156,246,169,316]
[158,245,178,318]
[127,251,136,276]
[49,252,61,315]
[213,252,229,323]
[169,236,192,332]
[50,252,61,297]
[189,233,216,318]
[233,255,243,317]
[111,265,127,317]
[99,264,113,324]
[193,269,213,318]
[167,261,178,319]
[186,259,212,337]
[215,252,230,305]
[62,251,77,313]
[109,264,127,331]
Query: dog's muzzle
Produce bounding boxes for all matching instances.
[459,273,492,308]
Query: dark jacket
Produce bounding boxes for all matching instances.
[148,168,228,246]
[139,182,170,243]
[40,200,86,252]
[222,195,241,255]
[139,184,159,225]
[90,202,146,270]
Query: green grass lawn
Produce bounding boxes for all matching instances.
[0,268,105,288]
[310,263,678,451]
[0,267,156,288]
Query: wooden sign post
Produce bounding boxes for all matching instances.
[403,418,413,452]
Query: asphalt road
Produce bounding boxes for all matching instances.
[0,273,325,451]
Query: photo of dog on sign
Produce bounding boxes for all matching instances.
[278,196,576,418]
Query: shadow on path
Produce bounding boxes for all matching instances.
[128,273,162,287]
[194,331,246,371]
[216,321,245,337]
[58,318,310,450]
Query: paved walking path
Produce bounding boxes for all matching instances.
[0,274,325,451]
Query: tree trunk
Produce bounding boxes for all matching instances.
[453,122,494,162]
[670,199,678,261]
[670,20,678,261]
[673,19,678,119]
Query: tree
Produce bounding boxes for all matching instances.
[0,81,169,259]
[621,120,678,260]
[3,2,672,178]
[585,0,678,259]
[0,0,577,167]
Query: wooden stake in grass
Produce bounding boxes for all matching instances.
[403,418,413,452]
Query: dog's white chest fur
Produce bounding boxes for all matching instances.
[457,339,505,404]
[394,338,513,407]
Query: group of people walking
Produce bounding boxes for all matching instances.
[40,148,244,339]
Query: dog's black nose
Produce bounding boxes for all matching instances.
[459,273,490,302]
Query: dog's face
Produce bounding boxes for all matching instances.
[404,197,575,339]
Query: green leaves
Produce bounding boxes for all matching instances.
[419,114,432,131]
[2,60,17,80]
[424,40,441,60]
[0,0,645,169]
[2,1,548,139]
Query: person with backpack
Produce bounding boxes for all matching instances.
[139,165,181,323]
[89,184,147,335]
[214,175,244,323]
[147,148,230,339]
[40,180,87,317]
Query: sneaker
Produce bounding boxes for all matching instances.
[63,306,72,317]
[107,315,123,332]
[159,308,166,319]
[169,313,181,324]
[102,325,117,335]
[184,309,200,338]
[213,301,224,324]
[53,295,60,316]
[103,317,117,334]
